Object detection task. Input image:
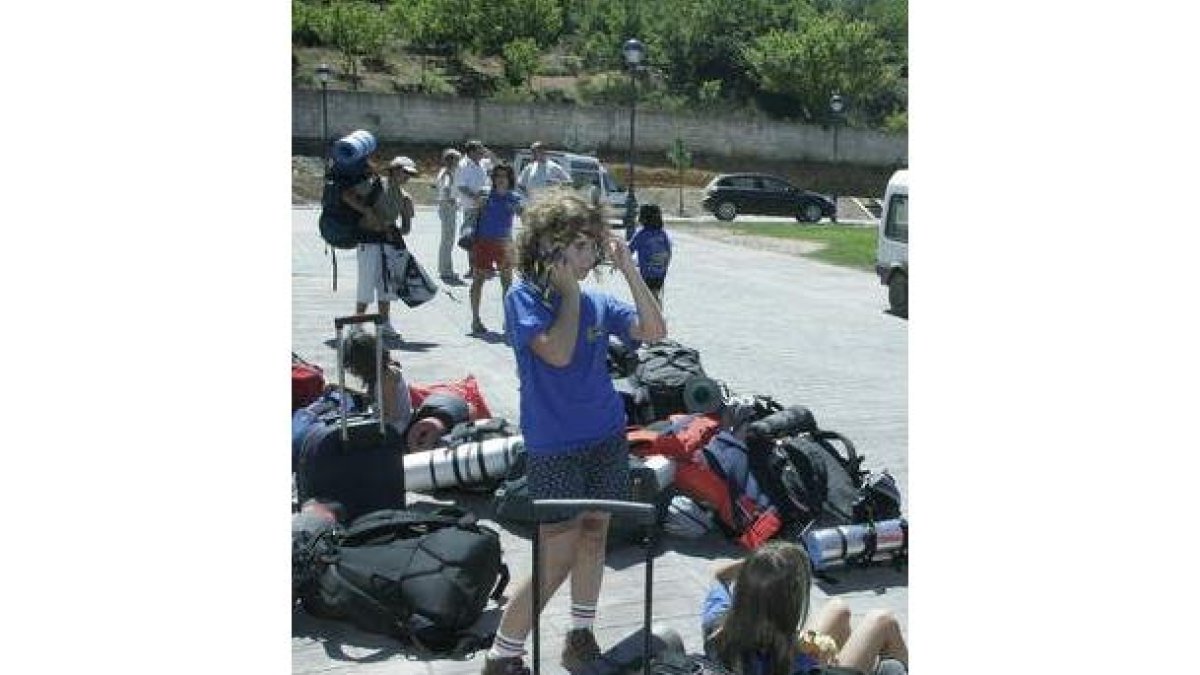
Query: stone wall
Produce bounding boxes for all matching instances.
[293,90,907,167]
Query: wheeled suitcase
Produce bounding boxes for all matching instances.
[530,499,660,675]
[295,314,406,520]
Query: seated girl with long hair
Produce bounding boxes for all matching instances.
[702,542,908,675]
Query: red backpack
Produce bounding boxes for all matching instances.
[627,413,721,461]
[292,353,325,411]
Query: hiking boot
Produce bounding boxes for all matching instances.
[561,628,601,673]
[479,655,530,675]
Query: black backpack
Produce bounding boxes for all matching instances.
[318,170,381,250]
[748,430,867,535]
[297,507,509,655]
[633,340,709,420]
[779,431,867,530]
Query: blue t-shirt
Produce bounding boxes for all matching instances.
[628,228,672,280]
[504,279,639,455]
[477,191,522,240]
[701,582,820,675]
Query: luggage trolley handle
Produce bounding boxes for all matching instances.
[530,500,658,675]
[333,313,387,441]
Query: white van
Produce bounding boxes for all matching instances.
[875,169,908,318]
[512,149,630,212]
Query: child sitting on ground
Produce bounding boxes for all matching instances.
[627,203,672,305]
[702,541,908,675]
[341,330,412,433]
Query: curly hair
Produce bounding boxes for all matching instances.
[710,542,814,675]
[513,189,610,281]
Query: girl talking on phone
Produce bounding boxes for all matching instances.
[479,190,667,675]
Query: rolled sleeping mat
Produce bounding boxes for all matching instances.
[332,129,378,166]
[682,375,723,414]
[745,405,817,441]
[404,435,526,492]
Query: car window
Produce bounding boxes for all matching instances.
[884,194,908,243]
[760,177,789,192]
[722,176,756,189]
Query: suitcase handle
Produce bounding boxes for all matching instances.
[334,313,384,329]
[532,499,657,526]
[333,313,388,440]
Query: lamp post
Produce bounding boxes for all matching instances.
[829,93,845,223]
[622,38,645,240]
[316,63,332,164]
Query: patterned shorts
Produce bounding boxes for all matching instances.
[528,434,630,522]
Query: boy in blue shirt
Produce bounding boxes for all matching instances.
[627,203,672,305]
[480,191,667,675]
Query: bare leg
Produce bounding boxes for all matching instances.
[494,520,583,642]
[807,597,852,648]
[569,512,611,606]
[469,276,485,328]
[836,609,908,673]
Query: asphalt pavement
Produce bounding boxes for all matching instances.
[292,205,908,674]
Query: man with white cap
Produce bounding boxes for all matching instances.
[350,155,419,341]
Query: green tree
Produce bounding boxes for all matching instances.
[745,13,896,122]
[502,37,540,89]
[665,135,693,216]
[314,1,395,87]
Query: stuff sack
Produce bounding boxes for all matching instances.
[301,508,509,655]
[851,470,903,524]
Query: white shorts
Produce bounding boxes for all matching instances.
[356,242,405,304]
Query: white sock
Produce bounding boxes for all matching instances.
[487,630,526,660]
[570,602,597,630]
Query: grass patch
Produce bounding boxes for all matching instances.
[729,222,878,270]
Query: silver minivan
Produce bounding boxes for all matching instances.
[875,169,908,318]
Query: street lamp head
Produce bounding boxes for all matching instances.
[316,63,332,84]
[622,38,645,68]
[829,93,845,115]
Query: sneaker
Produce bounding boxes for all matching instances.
[379,320,401,340]
[561,628,601,673]
[479,655,530,675]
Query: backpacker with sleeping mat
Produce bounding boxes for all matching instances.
[297,507,509,655]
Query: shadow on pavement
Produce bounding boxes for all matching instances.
[813,560,908,595]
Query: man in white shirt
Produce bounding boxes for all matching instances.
[516,141,573,203]
[454,140,489,278]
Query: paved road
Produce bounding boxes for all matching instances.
[292,206,907,674]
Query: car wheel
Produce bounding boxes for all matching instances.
[797,202,824,223]
[715,202,737,221]
[888,271,908,319]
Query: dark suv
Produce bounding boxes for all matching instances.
[701,173,836,223]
